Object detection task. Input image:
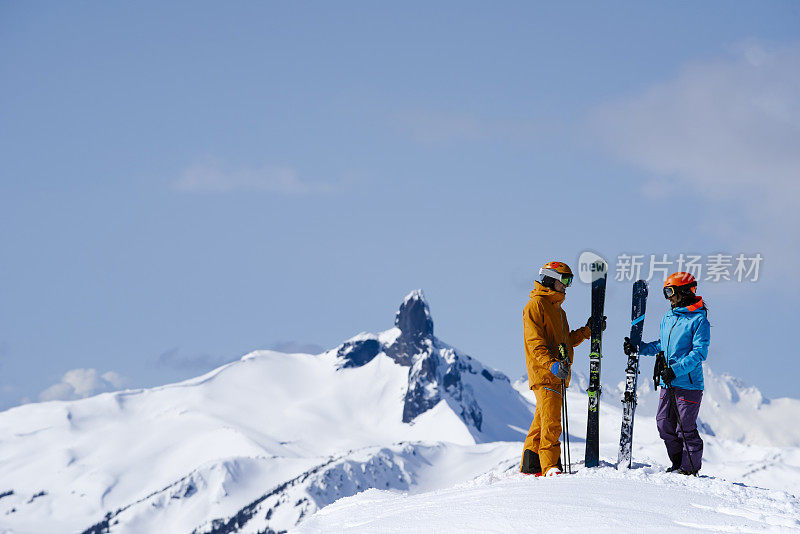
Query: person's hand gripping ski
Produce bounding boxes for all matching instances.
[550,343,570,380]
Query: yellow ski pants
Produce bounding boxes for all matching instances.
[521,386,563,472]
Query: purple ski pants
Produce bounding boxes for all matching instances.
[656,386,703,472]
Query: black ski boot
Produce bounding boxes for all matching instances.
[665,453,682,473]
[521,449,541,475]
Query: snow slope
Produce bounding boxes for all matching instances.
[297,465,800,533]
[0,291,533,533]
[0,290,798,533]
[514,367,800,494]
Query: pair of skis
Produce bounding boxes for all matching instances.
[617,279,648,469]
[581,262,648,470]
[584,263,606,468]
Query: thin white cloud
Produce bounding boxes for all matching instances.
[174,159,338,194]
[38,368,125,402]
[589,40,800,282]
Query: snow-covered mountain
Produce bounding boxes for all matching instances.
[0,290,798,534]
[323,289,531,442]
[0,290,532,534]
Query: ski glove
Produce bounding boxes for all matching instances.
[587,315,607,332]
[557,343,569,362]
[550,360,570,380]
[660,366,676,384]
[623,337,635,356]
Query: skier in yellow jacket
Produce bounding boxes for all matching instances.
[521,261,603,476]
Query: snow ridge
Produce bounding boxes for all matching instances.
[192,441,521,534]
[297,465,800,533]
[331,290,524,440]
[1,290,799,534]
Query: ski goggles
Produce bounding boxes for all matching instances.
[539,268,573,287]
[663,286,679,298]
[663,284,695,298]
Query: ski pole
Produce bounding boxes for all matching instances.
[556,343,572,474]
[561,379,572,474]
[565,383,572,473]
[564,382,570,473]
[666,382,697,475]
[560,380,565,471]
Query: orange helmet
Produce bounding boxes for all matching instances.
[542,261,573,275]
[539,261,574,287]
[663,272,697,298]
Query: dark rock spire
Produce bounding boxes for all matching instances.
[386,290,433,367]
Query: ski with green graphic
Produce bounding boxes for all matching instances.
[584,259,607,468]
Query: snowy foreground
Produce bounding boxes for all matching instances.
[298,466,800,533]
[0,291,798,533]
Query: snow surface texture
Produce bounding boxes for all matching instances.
[298,466,800,533]
[0,290,798,533]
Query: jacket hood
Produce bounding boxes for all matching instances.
[530,281,566,306]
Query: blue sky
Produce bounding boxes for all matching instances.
[1,1,799,408]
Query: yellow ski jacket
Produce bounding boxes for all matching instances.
[524,281,590,389]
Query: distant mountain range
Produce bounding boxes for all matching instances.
[0,290,797,534]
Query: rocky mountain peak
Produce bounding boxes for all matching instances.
[394,289,433,339]
[385,290,433,367]
[333,290,510,435]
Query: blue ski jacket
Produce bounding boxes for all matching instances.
[639,298,710,390]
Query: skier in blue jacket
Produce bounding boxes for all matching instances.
[624,272,710,475]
